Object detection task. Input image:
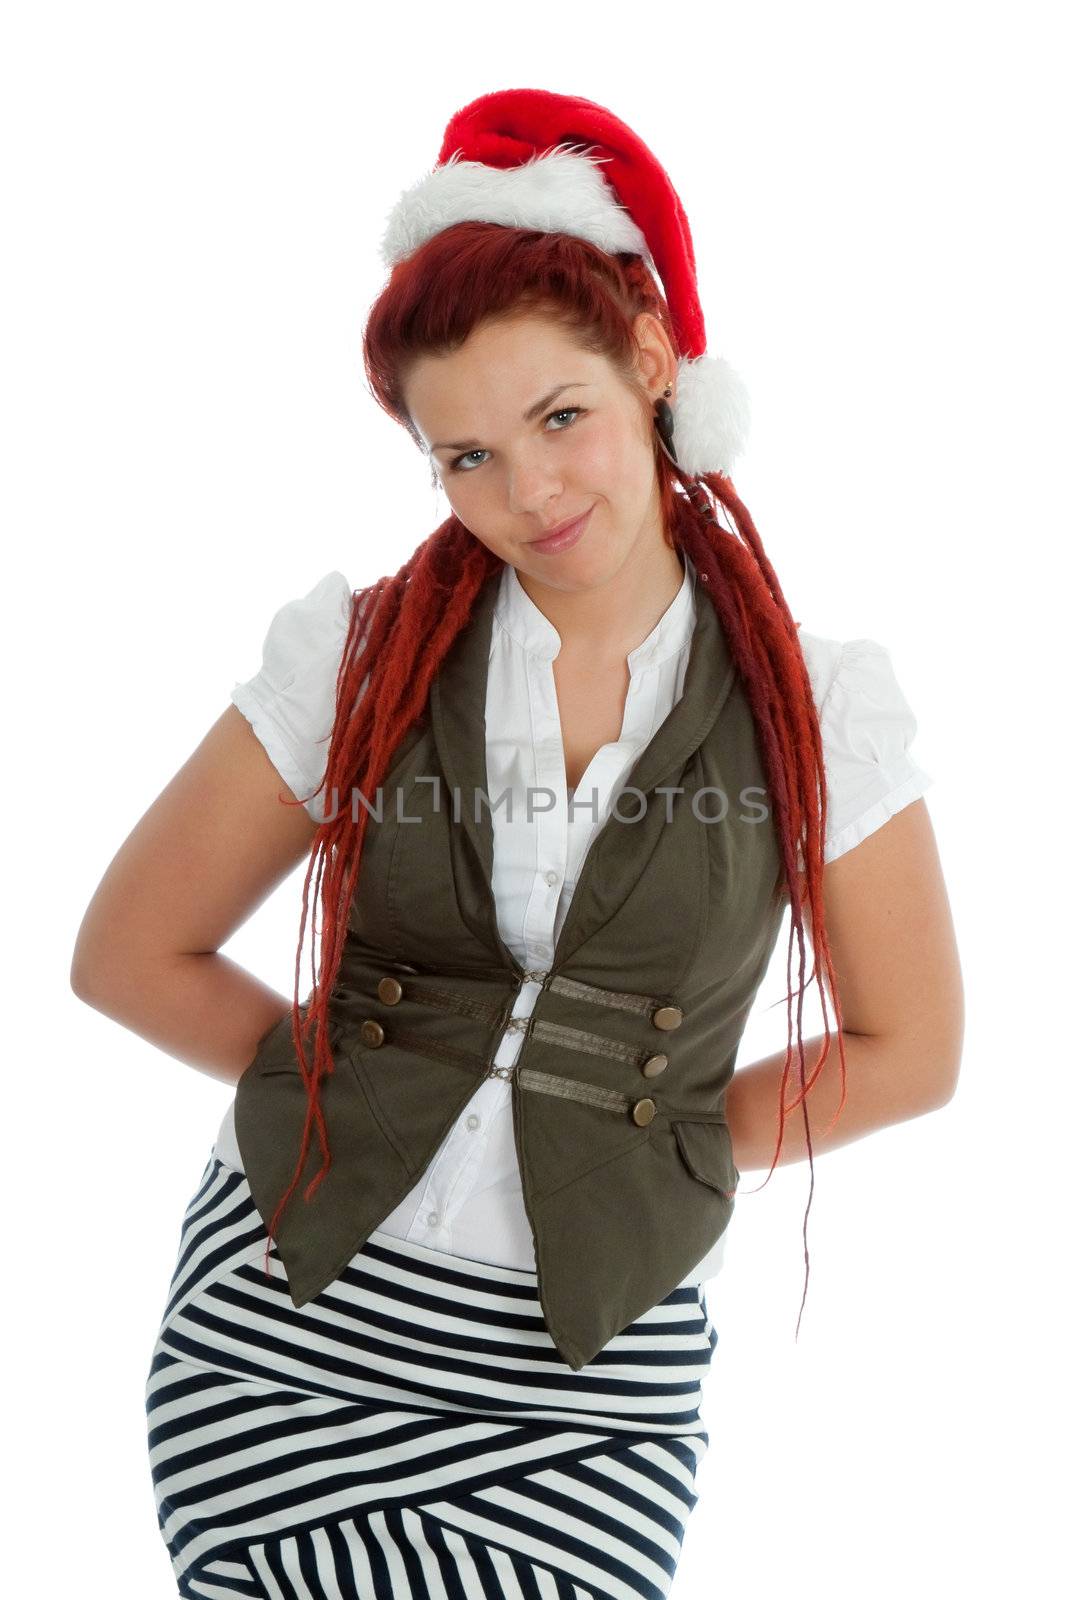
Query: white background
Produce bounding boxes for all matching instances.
[4,3,1063,1595]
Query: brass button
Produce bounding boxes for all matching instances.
[631,1097,657,1127]
[378,977,403,1005]
[642,1053,669,1079]
[360,1019,385,1048]
[652,1004,683,1031]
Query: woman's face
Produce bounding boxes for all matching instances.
[403,309,676,595]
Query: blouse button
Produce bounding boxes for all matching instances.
[426,1211,440,1227]
[361,1019,385,1048]
[544,870,558,886]
[466,1114,481,1131]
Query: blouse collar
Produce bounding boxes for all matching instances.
[496,548,697,671]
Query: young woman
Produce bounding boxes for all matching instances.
[72,89,963,1599]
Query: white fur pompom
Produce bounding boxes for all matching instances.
[380,146,651,268]
[671,355,751,476]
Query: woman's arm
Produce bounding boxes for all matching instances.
[726,796,964,1171]
[69,704,319,1087]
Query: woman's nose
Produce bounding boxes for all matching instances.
[507,460,565,517]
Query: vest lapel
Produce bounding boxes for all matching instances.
[428,566,503,897]
[429,561,738,969]
[428,568,513,968]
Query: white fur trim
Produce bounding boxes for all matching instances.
[380,145,652,267]
[672,354,751,475]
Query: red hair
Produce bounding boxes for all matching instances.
[263,222,846,1336]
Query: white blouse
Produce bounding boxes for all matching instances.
[214,550,933,1288]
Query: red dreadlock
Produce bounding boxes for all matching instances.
[259,222,847,1338]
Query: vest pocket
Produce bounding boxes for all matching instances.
[239,1007,344,1082]
[337,1042,416,1177]
[672,1118,739,1197]
[242,1010,302,1078]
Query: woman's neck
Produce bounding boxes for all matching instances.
[516,539,686,664]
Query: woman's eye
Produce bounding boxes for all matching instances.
[447,407,585,474]
[449,449,487,473]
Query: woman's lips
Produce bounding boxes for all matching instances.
[527,506,593,554]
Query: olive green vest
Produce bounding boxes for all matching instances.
[234,565,786,1370]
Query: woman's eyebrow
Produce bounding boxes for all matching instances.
[431,383,591,453]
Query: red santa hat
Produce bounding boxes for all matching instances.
[379,87,750,478]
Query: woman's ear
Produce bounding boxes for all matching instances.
[633,309,678,400]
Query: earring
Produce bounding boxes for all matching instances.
[653,392,680,467]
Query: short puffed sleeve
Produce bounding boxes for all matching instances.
[797,631,934,864]
[230,570,372,822]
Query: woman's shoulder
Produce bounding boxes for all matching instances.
[794,625,934,863]
[796,626,892,701]
[242,570,354,687]
[796,626,917,726]
[228,570,371,820]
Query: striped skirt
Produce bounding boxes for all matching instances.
[145,1150,718,1599]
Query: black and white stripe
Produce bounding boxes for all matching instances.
[145,1152,717,1598]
